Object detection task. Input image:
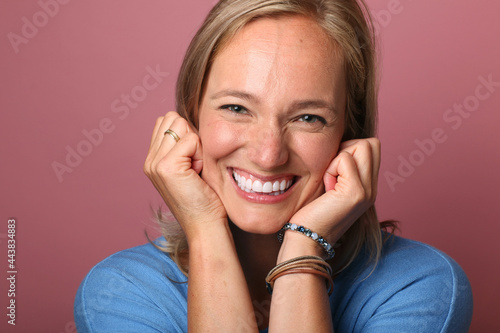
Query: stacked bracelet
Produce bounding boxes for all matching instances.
[265,255,334,295]
[278,222,335,260]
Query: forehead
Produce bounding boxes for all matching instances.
[206,15,345,104]
[218,15,341,66]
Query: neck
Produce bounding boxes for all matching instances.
[230,222,281,278]
[229,222,281,330]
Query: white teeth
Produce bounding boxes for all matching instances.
[272,181,280,192]
[252,180,263,192]
[262,181,273,193]
[241,176,246,190]
[233,170,293,195]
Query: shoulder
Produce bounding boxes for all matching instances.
[332,235,473,333]
[374,235,470,285]
[74,239,188,333]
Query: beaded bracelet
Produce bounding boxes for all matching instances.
[278,222,335,260]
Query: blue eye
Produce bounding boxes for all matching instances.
[222,104,247,114]
[299,114,326,124]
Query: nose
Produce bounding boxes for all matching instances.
[247,124,289,170]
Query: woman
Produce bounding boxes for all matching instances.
[75,0,473,332]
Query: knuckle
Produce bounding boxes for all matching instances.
[364,187,376,203]
[183,131,199,142]
[156,158,174,177]
[143,158,152,173]
[170,116,188,129]
[155,116,165,127]
[340,150,352,159]
[164,111,178,120]
[357,139,371,151]
[368,137,381,150]
[351,186,367,203]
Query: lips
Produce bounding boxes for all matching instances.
[232,169,295,195]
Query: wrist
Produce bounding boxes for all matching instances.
[277,231,324,263]
[277,222,336,262]
[186,218,233,252]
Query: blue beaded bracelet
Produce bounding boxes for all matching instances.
[277,222,335,260]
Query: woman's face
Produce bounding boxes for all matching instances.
[198,15,346,234]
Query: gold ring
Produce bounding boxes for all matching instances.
[164,129,180,142]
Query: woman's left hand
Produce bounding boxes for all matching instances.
[284,138,381,250]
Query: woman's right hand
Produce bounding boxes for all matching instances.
[143,111,227,239]
[146,112,259,332]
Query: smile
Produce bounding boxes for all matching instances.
[232,169,295,196]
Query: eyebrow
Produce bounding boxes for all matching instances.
[292,100,338,115]
[210,90,259,103]
[210,89,339,115]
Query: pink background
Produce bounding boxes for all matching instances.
[1,0,499,332]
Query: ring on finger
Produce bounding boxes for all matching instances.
[164,129,180,143]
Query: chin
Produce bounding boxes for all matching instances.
[227,210,289,235]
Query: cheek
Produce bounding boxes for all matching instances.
[199,118,244,186]
[295,136,340,205]
[296,135,340,178]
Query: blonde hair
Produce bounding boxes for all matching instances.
[155,0,395,276]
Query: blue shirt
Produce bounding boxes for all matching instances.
[74,235,472,332]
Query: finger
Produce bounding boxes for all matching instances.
[338,140,373,194]
[147,124,196,205]
[147,116,164,155]
[150,111,180,154]
[156,112,198,153]
[145,116,164,176]
[152,132,207,215]
[324,151,364,195]
[146,112,177,166]
[145,112,183,176]
[341,138,381,181]
[152,117,191,169]
[164,131,204,175]
[366,138,381,195]
[348,138,381,197]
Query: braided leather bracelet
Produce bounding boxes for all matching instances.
[265,255,333,295]
[270,268,334,296]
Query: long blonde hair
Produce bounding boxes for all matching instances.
[154,0,395,276]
